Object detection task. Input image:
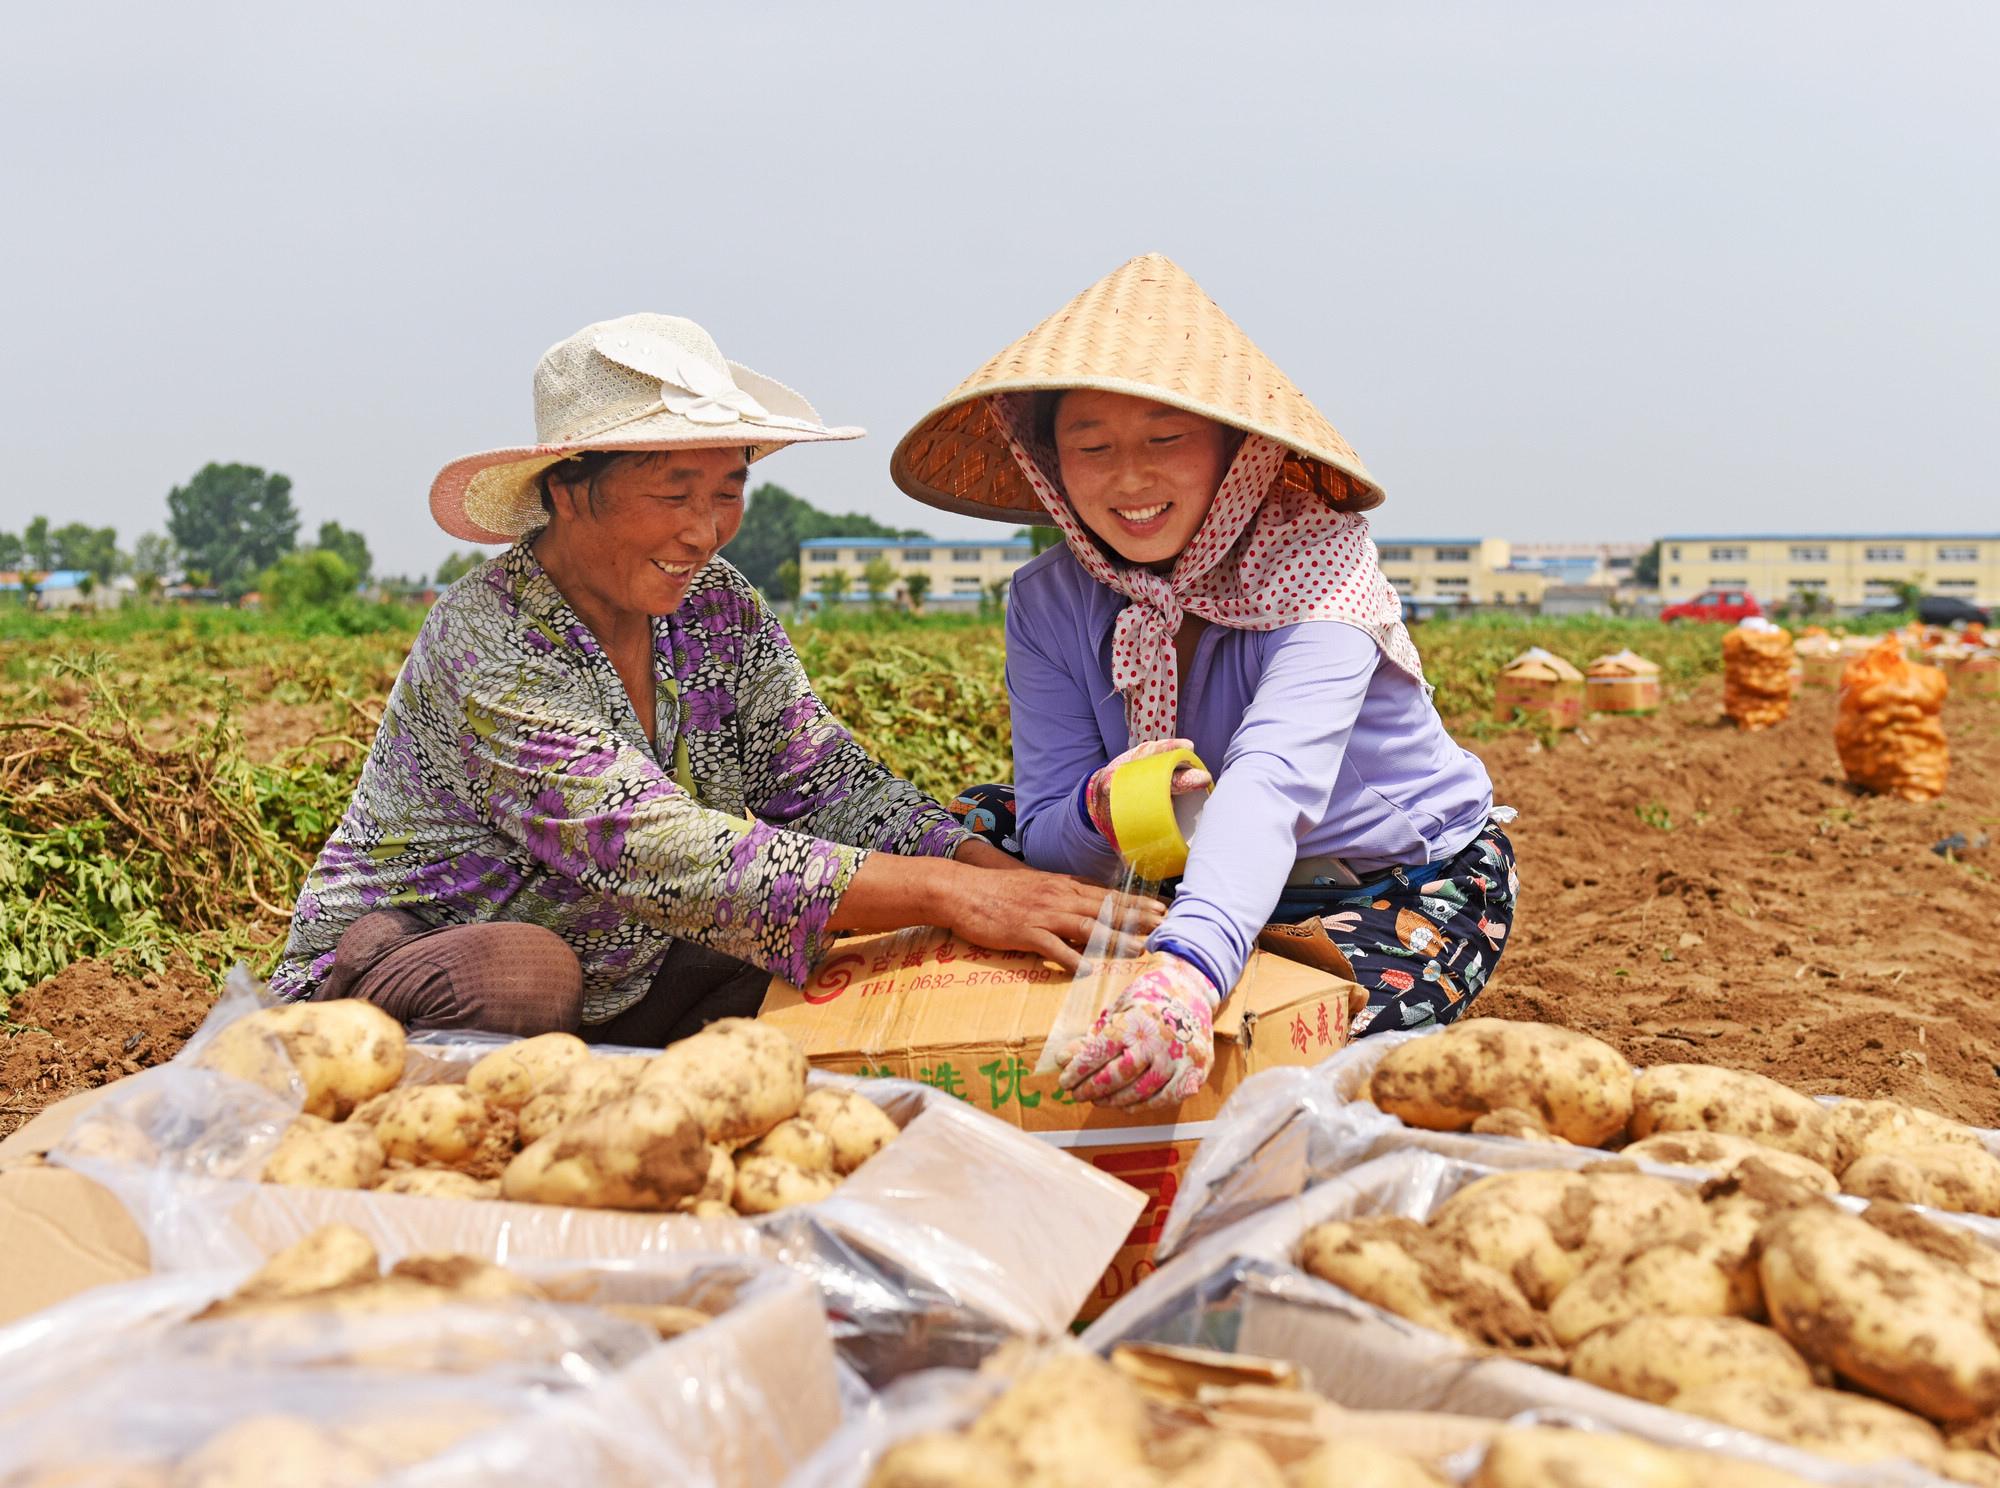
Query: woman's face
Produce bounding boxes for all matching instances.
[1051,391,1240,566]
[544,448,747,616]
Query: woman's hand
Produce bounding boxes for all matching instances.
[1084,737,1213,850]
[1056,951,1218,1108]
[831,854,1163,970]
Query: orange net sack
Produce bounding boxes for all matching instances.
[1835,636,1949,801]
[1722,623,1796,730]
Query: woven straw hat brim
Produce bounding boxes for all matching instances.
[890,254,1385,525]
[430,361,862,545]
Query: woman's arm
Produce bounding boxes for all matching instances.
[1006,590,1125,882]
[1151,623,1375,994]
[734,595,971,859]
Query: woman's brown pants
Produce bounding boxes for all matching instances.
[309,909,768,1048]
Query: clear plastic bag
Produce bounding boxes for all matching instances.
[44,971,1142,1379]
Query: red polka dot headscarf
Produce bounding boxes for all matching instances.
[991,393,1429,743]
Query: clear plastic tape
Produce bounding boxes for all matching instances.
[0,1253,841,1488]
[1090,1149,1962,1488]
[1158,1027,2000,1260]
[46,990,1143,1376]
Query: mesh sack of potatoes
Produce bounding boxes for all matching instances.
[1723,622,1797,731]
[1834,635,1950,801]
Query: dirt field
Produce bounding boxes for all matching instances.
[5,676,1997,1136]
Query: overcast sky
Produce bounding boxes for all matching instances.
[4,1,1995,576]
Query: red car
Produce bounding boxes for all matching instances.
[1660,587,1763,623]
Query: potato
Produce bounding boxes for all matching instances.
[1293,1440,1449,1488]
[198,1002,406,1121]
[800,1087,901,1173]
[742,1117,835,1174]
[1297,1216,1550,1351]
[203,1224,380,1316]
[262,1115,384,1190]
[968,1353,1148,1484]
[867,1432,998,1488]
[1157,1433,1284,1487]
[641,1019,807,1145]
[1547,1231,1756,1345]
[173,1414,379,1488]
[731,1154,837,1214]
[1568,1316,1813,1404]
[1828,1097,1984,1169]
[502,1086,708,1211]
[13,1460,168,1488]
[1629,1066,1839,1169]
[1759,1203,2000,1424]
[387,1252,544,1301]
[517,1055,647,1144]
[1943,1452,2000,1488]
[602,1302,712,1340]
[331,1402,505,1472]
[372,1167,498,1200]
[1471,1428,1696,1488]
[1862,1201,2000,1290]
[1672,1381,1945,1467]
[1843,1143,2000,1216]
[1468,1108,1568,1144]
[1623,1131,1839,1193]
[351,1084,515,1177]
[676,1144,735,1211]
[1369,1020,1634,1146]
[466,1032,590,1111]
[1428,1169,1703,1307]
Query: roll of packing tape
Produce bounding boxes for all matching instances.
[1107,747,1209,882]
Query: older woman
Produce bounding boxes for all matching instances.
[273,313,1156,1043]
[894,257,1514,1107]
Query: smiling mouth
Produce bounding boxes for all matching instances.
[651,559,699,579]
[1113,503,1172,529]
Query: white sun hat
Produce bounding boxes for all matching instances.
[430,313,864,543]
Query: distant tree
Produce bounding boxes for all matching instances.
[23,516,54,571]
[435,550,484,586]
[1634,540,1661,588]
[316,521,373,583]
[1015,524,1062,556]
[262,548,357,609]
[772,558,802,602]
[731,482,927,595]
[985,577,1010,613]
[903,571,932,613]
[166,463,300,597]
[130,532,178,584]
[0,531,23,570]
[862,556,898,605]
[51,523,120,581]
[819,569,851,604]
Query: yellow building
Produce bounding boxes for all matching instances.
[1372,538,1548,607]
[800,536,1034,607]
[1658,534,2000,610]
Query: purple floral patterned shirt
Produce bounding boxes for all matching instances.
[272,541,970,1020]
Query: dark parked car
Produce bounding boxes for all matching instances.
[1917,594,1991,627]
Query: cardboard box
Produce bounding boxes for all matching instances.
[1583,649,1661,713]
[1491,647,1584,728]
[1959,653,2000,699]
[758,928,1365,1320]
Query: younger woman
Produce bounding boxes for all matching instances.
[893,256,1516,1108]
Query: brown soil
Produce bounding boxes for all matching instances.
[0,958,217,1138]
[1473,683,2000,1123]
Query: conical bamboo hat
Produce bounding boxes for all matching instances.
[891,253,1384,524]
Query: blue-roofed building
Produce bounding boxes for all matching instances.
[798,534,1035,608]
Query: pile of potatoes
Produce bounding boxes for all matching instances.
[1298,1159,2000,1485]
[197,1002,898,1216]
[865,1351,1820,1488]
[1,1224,717,1488]
[1365,1018,2000,1216]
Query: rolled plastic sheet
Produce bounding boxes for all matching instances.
[1107,746,1208,882]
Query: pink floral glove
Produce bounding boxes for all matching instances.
[1084,738,1214,851]
[1057,952,1220,1109]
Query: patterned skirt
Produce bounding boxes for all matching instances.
[948,785,1517,1037]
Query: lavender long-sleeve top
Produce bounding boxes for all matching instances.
[1006,546,1494,996]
